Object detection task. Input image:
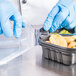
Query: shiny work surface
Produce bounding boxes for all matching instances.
[0,45,76,76]
[1,1,75,76]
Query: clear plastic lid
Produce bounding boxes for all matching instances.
[0,25,35,65]
[0,25,35,48]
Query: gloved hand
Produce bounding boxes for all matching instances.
[0,0,26,38]
[43,0,76,33]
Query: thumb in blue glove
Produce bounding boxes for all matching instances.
[43,0,76,33]
[0,0,26,38]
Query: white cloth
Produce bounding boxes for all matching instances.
[10,0,59,26]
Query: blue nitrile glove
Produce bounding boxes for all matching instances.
[43,0,76,33]
[0,0,26,38]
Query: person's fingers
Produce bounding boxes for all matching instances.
[62,5,75,27]
[43,6,59,31]
[49,7,69,33]
[1,19,13,37]
[11,15,26,28]
[0,27,3,35]
[22,20,26,28]
[13,11,22,38]
[65,20,76,29]
[0,23,3,35]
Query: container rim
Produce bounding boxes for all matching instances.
[39,38,76,53]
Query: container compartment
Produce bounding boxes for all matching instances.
[42,47,49,59]
[39,28,76,65]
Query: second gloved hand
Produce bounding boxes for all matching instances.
[0,0,26,38]
[43,0,76,33]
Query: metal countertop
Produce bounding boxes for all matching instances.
[0,45,76,76]
[0,1,75,76]
[0,0,74,76]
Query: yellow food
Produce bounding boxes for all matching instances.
[50,29,72,34]
[64,35,76,44]
[63,36,74,44]
[46,41,51,43]
[68,42,76,48]
[72,35,76,39]
[59,30,72,34]
[49,34,67,47]
[46,34,76,48]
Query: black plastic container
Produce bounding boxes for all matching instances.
[39,28,76,65]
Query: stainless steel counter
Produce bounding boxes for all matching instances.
[0,45,76,76]
[0,0,75,76]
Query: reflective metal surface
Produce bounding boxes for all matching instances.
[1,1,76,76]
[0,45,76,76]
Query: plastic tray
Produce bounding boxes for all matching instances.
[0,25,35,66]
[39,28,76,65]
